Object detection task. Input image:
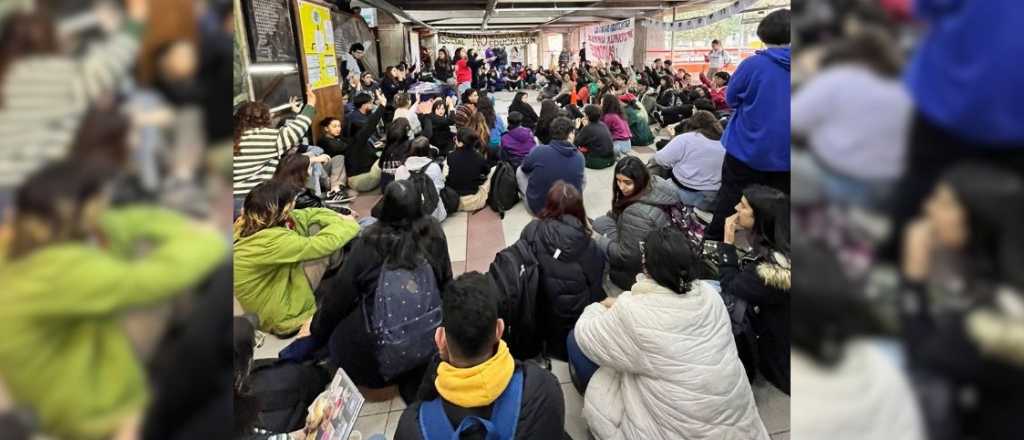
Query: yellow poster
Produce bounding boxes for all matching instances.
[297,0,338,89]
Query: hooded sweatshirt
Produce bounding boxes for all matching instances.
[905,0,1024,144]
[396,156,447,222]
[520,139,585,213]
[501,126,537,162]
[721,47,791,172]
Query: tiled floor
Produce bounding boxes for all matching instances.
[254,89,789,439]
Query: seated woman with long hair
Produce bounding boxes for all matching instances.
[273,153,325,210]
[569,227,769,439]
[233,180,360,336]
[0,160,226,440]
[520,181,606,360]
[310,180,452,400]
[379,117,413,191]
[445,128,494,212]
[653,110,726,211]
[720,185,791,394]
[592,157,678,290]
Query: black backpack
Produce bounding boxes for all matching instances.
[488,240,541,359]
[246,359,331,433]
[408,161,441,216]
[487,161,521,218]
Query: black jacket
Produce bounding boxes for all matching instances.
[342,108,384,176]
[718,243,791,394]
[394,358,565,440]
[434,58,453,81]
[426,113,455,155]
[521,216,606,360]
[294,188,324,210]
[574,121,614,160]
[446,148,490,196]
[310,220,453,387]
[317,135,348,158]
[508,100,539,131]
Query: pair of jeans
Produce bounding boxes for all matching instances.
[676,187,718,212]
[566,330,599,395]
[613,139,632,157]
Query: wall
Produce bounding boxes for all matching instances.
[375,10,408,68]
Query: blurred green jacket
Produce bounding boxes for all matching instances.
[233,208,358,335]
[0,206,226,440]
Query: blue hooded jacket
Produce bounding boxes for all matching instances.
[905,0,1024,144]
[721,47,791,172]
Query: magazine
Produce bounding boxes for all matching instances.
[306,367,365,440]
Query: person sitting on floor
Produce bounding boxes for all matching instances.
[395,136,447,222]
[620,93,655,147]
[519,181,606,360]
[233,180,360,336]
[600,94,633,159]
[343,90,388,193]
[310,180,452,401]
[592,156,677,290]
[499,111,537,168]
[569,227,769,439]
[446,128,494,212]
[574,104,616,170]
[653,110,726,211]
[518,117,585,215]
[395,272,566,440]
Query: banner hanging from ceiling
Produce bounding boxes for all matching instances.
[642,0,759,32]
[437,32,538,49]
[581,18,635,64]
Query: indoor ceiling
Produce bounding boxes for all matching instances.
[352,0,741,33]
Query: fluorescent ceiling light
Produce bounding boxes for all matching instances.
[496,6,660,11]
[247,64,299,75]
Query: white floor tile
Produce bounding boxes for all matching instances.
[551,359,571,384]
[351,412,388,438]
[360,399,392,417]
[562,382,585,420]
[390,395,407,411]
[565,415,591,440]
[253,332,295,360]
[752,377,791,435]
[446,232,467,261]
[385,409,403,439]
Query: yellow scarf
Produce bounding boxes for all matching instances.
[435,340,515,408]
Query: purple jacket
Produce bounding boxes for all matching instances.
[501,126,537,159]
[602,113,632,141]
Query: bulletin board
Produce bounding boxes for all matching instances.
[296,0,339,90]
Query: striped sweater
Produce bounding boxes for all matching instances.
[0,21,143,189]
[232,105,315,197]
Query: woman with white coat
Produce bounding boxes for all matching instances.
[568,226,769,440]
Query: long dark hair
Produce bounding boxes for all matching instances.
[601,93,625,118]
[942,163,1024,290]
[454,47,464,61]
[8,159,114,260]
[456,127,484,154]
[476,94,497,129]
[233,102,272,155]
[384,118,412,162]
[743,185,791,255]
[611,156,651,216]
[512,91,528,106]
[685,110,723,141]
[537,99,559,131]
[438,48,450,62]
[238,181,300,238]
[642,227,697,294]
[537,181,591,236]
[0,9,58,106]
[272,154,311,189]
[363,180,439,270]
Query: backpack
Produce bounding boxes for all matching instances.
[659,203,720,279]
[409,161,441,216]
[440,186,461,215]
[487,161,521,218]
[363,259,442,381]
[246,359,331,433]
[419,368,524,440]
[488,240,542,359]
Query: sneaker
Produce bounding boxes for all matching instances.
[324,190,356,204]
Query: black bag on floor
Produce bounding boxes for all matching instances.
[488,240,542,359]
[246,359,331,433]
[440,186,460,215]
[487,161,521,217]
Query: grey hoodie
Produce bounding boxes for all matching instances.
[606,177,678,289]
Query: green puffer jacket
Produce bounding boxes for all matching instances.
[233,208,359,335]
[0,206,226,440]
[626,106,655,147]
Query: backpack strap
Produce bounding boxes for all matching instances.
[419,368,524,440]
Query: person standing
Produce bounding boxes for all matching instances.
[704,10,791,242]
[341,43,368,79]
[705,39,732,75]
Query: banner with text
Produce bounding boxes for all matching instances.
[581,18,635,65]
[641,0,759,32]
[437,32,537,50]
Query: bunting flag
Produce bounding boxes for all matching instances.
[641,0,759,32]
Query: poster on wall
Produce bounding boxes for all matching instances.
[246,0,298,63]
[581,18,634,65]
[297,0,339,89]
[437,32,536,70]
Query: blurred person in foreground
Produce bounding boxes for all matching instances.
[0,0,148,218]
[791,237,925,440]
[0,159,226,439]
[886,0,1024,259]
[901,164,1024,439]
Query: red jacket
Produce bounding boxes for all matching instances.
[699,72,729,111]
[455,59,472,84]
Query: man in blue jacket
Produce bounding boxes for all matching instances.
[705,9,791,241]
[517,117,586,214]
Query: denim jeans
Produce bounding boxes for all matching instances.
[566,330,599,394]
[676,187,718,211]
[613,139,632,158]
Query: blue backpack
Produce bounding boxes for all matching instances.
[362,259,442,381]
[419,368,524,440]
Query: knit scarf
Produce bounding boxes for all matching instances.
[435,340,515,408]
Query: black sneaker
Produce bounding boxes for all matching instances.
[324,190,356,204]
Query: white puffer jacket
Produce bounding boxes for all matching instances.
[574,276,769,440]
